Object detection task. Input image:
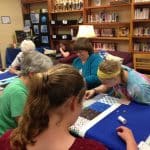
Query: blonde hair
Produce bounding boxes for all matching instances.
[10,64,85,150]
[98,60,122,79]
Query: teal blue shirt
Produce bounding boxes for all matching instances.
[73,53,103,89]
[113,66,150,105]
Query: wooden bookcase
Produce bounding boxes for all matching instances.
[132,0,150,73]
[21,0,150,73]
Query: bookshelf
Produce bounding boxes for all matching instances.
[133,0,150,73]
[83,0,132,52]
[21,0,150,72]
[47,0,84,49]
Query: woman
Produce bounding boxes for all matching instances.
[58,41,78,64]
[85,60,150,105]
[0,64,137,150]
[0,51,53,136]
[72,38,103,89]
[9,40,36,75]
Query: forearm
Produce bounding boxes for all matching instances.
[126,139,137,150]
[94,84,108,94]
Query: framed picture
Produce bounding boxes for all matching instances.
[30,13,39,24]
[41,25,48,33]
[1,16,11,24]
[15,30,26,43]
[33,25,39,34]
[41,36,49,44]
[24,20,31,27]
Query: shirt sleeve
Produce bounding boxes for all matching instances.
[10,90,27,118]
[128,83,150,105]
[11,52,23,67]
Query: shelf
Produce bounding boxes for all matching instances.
[91,37,129,41]
[22,0,47,4]
[134,2,150,6]
[85,22,130,27]
[133,36,150,39]
[51,10,83,14]
[134,51,150,54]
[85,3,131,10]
[133,19,150,23]
[50,25,80,28]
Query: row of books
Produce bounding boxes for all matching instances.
[94,28,116,37]
[134,8,149,20]
[134,43,150,52]
[94,27,129,37]
[93,42,117,51]
[54,0,83,12]
[88,12,119,23]
[134,27,150,36]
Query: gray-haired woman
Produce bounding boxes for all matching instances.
[0,51,53,137]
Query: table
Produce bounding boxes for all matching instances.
[70,94,150,150]
[84,99,150,150]
[0,71,17,86]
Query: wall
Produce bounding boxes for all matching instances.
[0,0,23,68]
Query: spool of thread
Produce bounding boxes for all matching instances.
[118,115,127,125]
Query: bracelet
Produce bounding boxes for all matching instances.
[93,88,97,94]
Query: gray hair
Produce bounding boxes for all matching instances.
[21,51,53,76]
[20,40,35,53]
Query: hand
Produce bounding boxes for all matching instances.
[116,126,135,143]
[84,89,95,100]
[119,98,131,105]
[9,67,17,74]
[9,67,20,75]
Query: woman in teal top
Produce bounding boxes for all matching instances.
[72,38,103,89]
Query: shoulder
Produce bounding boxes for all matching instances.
[69,138,107,150]
[16,52,24,57]
[73,57,81,65]
[89,54,103,62]
[3,78,27,95]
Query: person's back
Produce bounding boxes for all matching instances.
[0,78,27,136]
[0,130,106,150]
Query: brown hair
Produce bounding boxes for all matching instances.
[99,60,121,75]
[59,41,74,52]
[10,64,85,149]
[73,38,94,55]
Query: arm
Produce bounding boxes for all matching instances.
[59,48,70,58]
[9,67,20,75]
[9,52,23,75]
[84,84,109,99]
[10,52,23,68]
[128,83,150,105]
[117,126,137,150]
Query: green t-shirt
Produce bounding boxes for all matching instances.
[0,78,28,136]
